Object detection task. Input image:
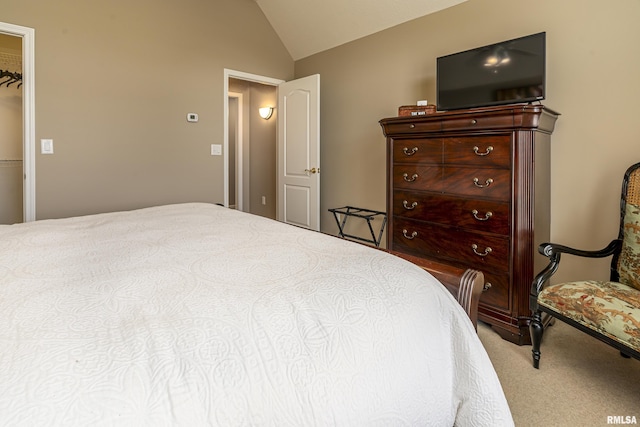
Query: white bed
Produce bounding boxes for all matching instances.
[0,203,513,426]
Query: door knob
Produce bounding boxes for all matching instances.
[304,167,319,174]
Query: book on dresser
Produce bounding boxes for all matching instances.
[379,104,560,345]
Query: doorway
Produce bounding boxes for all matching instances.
[0,33,22,223]
[223,69,321,230]
[0,21,35,223]
[224,69,282,220]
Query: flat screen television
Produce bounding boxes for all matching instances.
[436,32,546,111]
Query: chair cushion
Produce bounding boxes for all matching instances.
[618,201,640,291]
[538,280,640,352]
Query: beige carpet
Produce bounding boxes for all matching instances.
[478,321,640,427]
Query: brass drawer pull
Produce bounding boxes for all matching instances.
[402,229,418,240]
[403,173,418,182]
[471,119,478,125]
[473,145,493,156]
[402,147,419,156]
[471,244,492,257]
[473,177,494,188]
[402,200,418,210]
[471,209,493,221]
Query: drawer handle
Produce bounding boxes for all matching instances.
[402,229,418,240]
[471,244,492,257]
[409,124,416,129]
[402,147,419,156]
[402,200,418,210]
[473,177,494,188]
[403,173,418,182]
[471,119,478,125]
[483,282,492,291]
[473,145,493,156]
[471,209,493,221]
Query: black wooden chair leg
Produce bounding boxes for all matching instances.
[530,311,544,369]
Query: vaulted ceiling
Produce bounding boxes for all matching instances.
[254,0,467,60]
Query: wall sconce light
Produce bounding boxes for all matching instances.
[259,106,274,120]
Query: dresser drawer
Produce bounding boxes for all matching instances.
[443,135,511,168]
[392,139,441,163]
[392,218,509,272]
[392,165,443,191]
[442,167,511,200]
[441,112,513,131]
[392,191,510,235]
[480,271,510,312]
[383,120,442,135]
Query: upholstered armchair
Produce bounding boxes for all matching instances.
[529,162,640,368]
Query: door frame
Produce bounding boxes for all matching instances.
[228,91,243,210]
[0,22,35,222]
[223,69,284,209]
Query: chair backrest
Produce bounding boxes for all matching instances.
[614,162,640,290]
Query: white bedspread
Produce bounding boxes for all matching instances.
[0,203,513,426]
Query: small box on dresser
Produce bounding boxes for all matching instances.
[398,105,437,117]
[379,104,560,345]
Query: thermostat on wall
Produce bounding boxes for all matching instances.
[187,113,199,123]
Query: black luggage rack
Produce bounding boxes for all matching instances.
[328,206,387,247]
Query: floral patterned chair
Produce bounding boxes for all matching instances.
[529,162,640,368]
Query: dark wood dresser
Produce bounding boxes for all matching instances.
[379,104,559,344]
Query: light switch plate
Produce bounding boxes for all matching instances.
[210,144,222,156]
[41,139,54,154]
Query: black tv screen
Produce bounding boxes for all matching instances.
[436,32,546,111]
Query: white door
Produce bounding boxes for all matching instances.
[277,74,320,231]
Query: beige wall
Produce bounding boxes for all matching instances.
[248,83,277,219]
[296,0,640,283]
[2,0,293,219]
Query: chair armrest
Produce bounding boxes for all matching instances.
[538,239,621,259]
[529,239,622,310]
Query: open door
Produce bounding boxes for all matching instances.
[276,74,320,231]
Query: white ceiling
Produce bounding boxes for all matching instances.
[254,0,467,61]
